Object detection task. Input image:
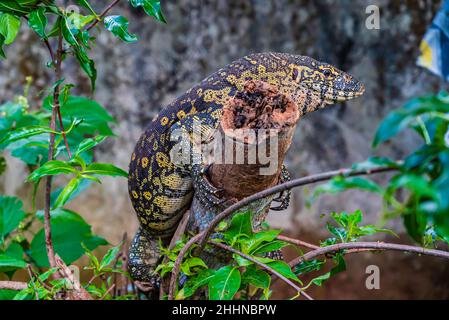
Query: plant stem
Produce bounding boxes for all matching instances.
[43,31,64,269]
[288,241,449,267]
[277,235,320,250]
[209,241,313,300]
[0,281,28,291]
[87,0,122,31]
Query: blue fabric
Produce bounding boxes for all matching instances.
[417,0,449,81]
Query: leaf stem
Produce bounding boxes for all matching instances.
[86,0,122,31]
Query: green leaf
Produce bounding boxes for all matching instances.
[44,96,114,136]
[50,178,92,208]
[28,7,47,38]
[0,196,25,240]
[294,259,325,276]
[27,160,77,182]
[0,13,21,44]
[242,265,270,289]
[0,125,57,148]
[351,157,401,171]
[244,229,282,254]
[99,244,121,270]
[83,163,128,178]
[104,15,137,43]
[208,266,241,300]
[176,269,215,300]
[30,208,108,267]
[129,0,167,23]
[0,289,18,300]
[180,257,207,276]
[73,46,97,90]
[75,0,99,19]
[310,176,383,203]
[311,272,331,287]
[265,260,301,283]
[251,240,288,256]
[373,94,449,147]
[0,34,5,59]
[224,211,253,242]
[52,177,82,209]
[0,242,26,272]
[74,135,106,157]
[387,174,437,199]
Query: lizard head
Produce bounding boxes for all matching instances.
[257,53,365,115]
[286,54,365,114]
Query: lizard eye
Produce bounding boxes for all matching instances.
[323,69,332,77]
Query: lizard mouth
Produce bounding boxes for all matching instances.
[310,83,365,104]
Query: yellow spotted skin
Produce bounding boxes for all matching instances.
[127,52,364,283]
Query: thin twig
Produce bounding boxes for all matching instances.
[209,241,313,300]
[168,233,203,300]
[160,210,191,300]
[43,31,64,270]
[87,0,122,31]
[277,235,320,250]
[288,241,449,267]
[195,163,400,255]
[0,281,27,291]
[100,284,116,300]
[26,265,39,300]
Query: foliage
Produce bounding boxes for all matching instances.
[159,210,392,300]
[309,92,449,247]
[0,0,165,300]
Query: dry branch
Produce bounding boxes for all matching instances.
[288,241,449,267]
[0,281,27,291]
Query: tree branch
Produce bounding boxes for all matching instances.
[277,235,320,250]
[288,241,449,267]
[87,0,122,31]
[43,31,64,270]
[0,281,27,291]
[209,241,313,300]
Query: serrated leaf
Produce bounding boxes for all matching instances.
[28,7,47,38]
[104,15,137,43]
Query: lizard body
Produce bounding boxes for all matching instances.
[127,52,364,284]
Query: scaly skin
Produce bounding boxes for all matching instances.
[127,52,365,284]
